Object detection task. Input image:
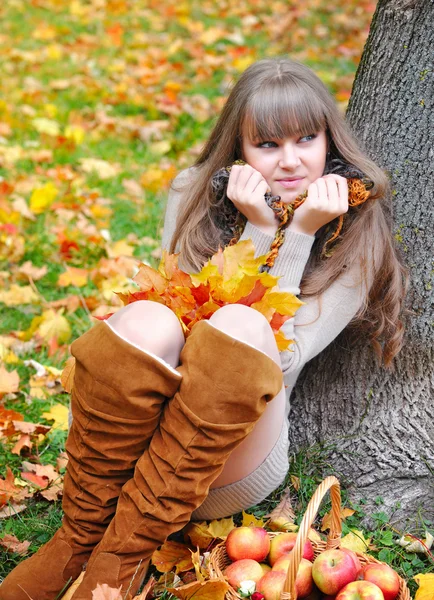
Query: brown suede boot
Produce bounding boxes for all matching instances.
[70,320,283,599]
[0,322,182,600]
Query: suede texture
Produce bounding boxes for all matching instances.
[0,322,181,600]
[71,321,283,598]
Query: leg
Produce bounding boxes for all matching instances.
[208,305,286,487]
[1,301,184,600]
[71,316,283,598]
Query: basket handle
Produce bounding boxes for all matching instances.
[280,475,342,600]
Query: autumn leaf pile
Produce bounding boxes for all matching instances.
[112,241,302,351]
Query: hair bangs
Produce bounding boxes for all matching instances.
[243,79,327,142]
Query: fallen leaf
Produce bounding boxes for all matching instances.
[321,507,355,532]
[168,579,230,600]
[11,434,32,455]
[61,357,76,393]
[91,583,122,600]
[17,261,48,281]
[0,284,39,306]
[206,516,235,540]
[79,158,120,179]
[340,529,370,553]
[0,365,20,397]
[133,575,156,599]
[265,488,295,531]
[30,182,59,214]
[184,521,215,550]
[58,266,89,287]
[414,573,434,600]
[151,540,193,573]
[42,403,69,430]
[398,531,433,554]
[0,533,31,555]
[242,511,265,527]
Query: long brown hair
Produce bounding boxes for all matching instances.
[170,58,407,365]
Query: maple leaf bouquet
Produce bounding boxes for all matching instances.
[109,240,303,352]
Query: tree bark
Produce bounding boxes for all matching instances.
[288,0,434,525]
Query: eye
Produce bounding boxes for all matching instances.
[257,141,278,148]
[299,134,317,143]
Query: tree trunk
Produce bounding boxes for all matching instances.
[288,0,434,525]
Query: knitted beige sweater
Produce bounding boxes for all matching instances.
[162,168,367,418]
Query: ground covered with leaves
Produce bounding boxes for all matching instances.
[0,0,432,597]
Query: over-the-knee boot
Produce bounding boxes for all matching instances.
[71,320,283,598]
[0,322,182,600]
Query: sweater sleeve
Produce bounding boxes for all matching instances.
[239,221,366,377]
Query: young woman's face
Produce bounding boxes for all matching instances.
[241,125,328,203]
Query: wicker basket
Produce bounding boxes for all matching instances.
[208,476,411,600]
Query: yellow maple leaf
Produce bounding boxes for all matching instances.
[340,529,370,553]
[79,158,120,179]
[30,182,59,214]
[414,573,434,600]
[183,521,215,550]
[242,511,264,527]
[42,403,69,431]
[58,266,88,288]
[206,516,235,539]
[265,291,304,316]
[273,330,294,352]
[36,310,72,345]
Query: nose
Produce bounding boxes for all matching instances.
[279,142,301,170]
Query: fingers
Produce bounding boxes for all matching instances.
[308,174,348,214]
[227,165,268,202]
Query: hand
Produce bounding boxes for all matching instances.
[288,174,348,237]
[226,164,279,236]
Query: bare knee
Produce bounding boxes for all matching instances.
[209,305,281,366]
[107,301,184,368]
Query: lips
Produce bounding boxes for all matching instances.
[277,177,304,189]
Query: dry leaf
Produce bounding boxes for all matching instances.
[42,403,69,430]
[265,488,295,531]
[61,357,76,393]
[11,434,32,455]
[0,284,39,306]
[133,575,156,599]
[414,573,434,600]
[0,365,20,397]
[0,533,31,555]
[184,521,215,550]
[398,531,433,554]
[91,583,123,600]
[151,540,193,573]
[168,579,230,600]
[321,507,355,532]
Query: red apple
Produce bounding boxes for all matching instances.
[225,527,271,562]
[268,532,314,565]
[272,556,314,598]
[224,558,264,588]
[336,580,384,600]
[312,549,358,595]
[257,571,286,600]
[362,564,400,600]
[340,548,363,578]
